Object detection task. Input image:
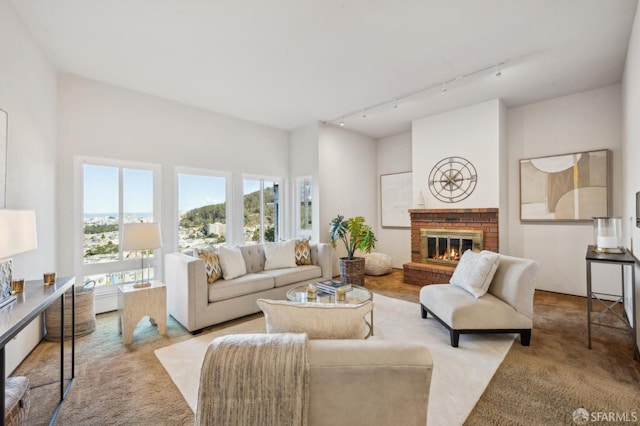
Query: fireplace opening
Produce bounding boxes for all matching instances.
[420,229,483,265]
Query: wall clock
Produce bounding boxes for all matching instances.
[428,156,477,203]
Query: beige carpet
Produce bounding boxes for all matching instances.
[156,294,515,426]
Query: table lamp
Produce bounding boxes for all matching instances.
[122,222,162,288]
[0,209,38,308]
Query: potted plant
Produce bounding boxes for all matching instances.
[329,215,377,285]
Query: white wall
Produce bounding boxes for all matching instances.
[507,85,623,297]
[412,99,502,210]
[376,132,412,268]
[318,125,377,274]
[622,4,640,359]
[0,0,58,375]
[57,74,290,280]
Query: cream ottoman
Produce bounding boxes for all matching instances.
[364,253,392,276]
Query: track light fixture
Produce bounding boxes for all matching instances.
[324,56,519,128]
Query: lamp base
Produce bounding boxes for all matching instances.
[133,282,151,289]
[594,246,625,254]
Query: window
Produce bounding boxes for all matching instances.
[243,177,281,243]
[78,159,160,291]
[296,176,312,236]
[177,171,229,251]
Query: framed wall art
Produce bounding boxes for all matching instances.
[520,149,610,222]
[380,171,412,228]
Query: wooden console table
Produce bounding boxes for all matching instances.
[585,246,638,360]
[0,276,76,426]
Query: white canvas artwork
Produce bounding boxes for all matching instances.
[380,172,412,228]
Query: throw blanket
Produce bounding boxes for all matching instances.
[195,333,309,426]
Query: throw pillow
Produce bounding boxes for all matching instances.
[450,250,500,298]
[294,239,312,265]
[264,240,297,270]
[257,298,373,339]
[195,248,222,284]
[217,246,247,280]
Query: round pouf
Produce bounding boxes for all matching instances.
[364,253,392,276]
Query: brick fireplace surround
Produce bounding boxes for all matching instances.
[403,208,499,285]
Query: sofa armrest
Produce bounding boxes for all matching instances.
[311,243,332,281]
[165,252,209,332]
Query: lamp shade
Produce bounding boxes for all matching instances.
[0,209,38,259]
[122,223,163,251]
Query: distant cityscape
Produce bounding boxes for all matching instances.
[83,212,227,286]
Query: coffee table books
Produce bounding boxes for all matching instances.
[316,280,352,295]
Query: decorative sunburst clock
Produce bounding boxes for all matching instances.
[428,156,477,203]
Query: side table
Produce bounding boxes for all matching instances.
[585,245,638,360]
[118,281,167,344]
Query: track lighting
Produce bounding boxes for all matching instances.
[325,56,519,128]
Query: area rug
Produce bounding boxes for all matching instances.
[155,294,515,426]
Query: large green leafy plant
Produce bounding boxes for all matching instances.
[329,215,377,260]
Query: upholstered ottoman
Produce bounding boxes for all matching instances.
[4,376,30,426]
[364,253,392,276]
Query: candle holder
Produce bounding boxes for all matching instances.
[593,217,624,253]
[11,278,24,294]
[306,284,317,300]
[43,272,56,285]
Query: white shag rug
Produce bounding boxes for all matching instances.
[155,293,515,426]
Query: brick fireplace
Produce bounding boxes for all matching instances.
[403,208,499,285]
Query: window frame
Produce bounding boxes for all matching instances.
[74,156,162,295]
[242,174,284,244]
[174,166,233,252]
[295,175,313,238]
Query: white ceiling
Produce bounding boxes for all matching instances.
[10,0,638,138]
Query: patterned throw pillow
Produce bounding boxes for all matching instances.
[195,248,223,284]
[294,239,312,265]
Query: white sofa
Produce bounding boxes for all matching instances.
[420,253,540,347]
[165,243,332,333]
[196,334,433,426]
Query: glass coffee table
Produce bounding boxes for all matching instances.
[286,283,374,337]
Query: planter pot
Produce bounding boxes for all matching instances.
[339,257,365,286]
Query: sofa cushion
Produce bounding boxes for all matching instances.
[420,284,532,330]
[208,274,275,302]
[450,250,500,298]
[218,246,247,280]
[295,239,312,265]
[264,240,297,270]
[259,265,323,287]
[195,249,223,284]
[257,299,373,339]
[239,244,266,273]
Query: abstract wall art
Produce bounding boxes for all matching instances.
[520,149,610,222]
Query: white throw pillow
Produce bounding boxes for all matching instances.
[450,250,500,298]
[217,246,247,280]
[264,240,297,270]
[257,299,373,339]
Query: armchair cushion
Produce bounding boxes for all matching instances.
[257,299,373,339]
[449,250,500,298]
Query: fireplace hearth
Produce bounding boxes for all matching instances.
[420,228,483,265]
